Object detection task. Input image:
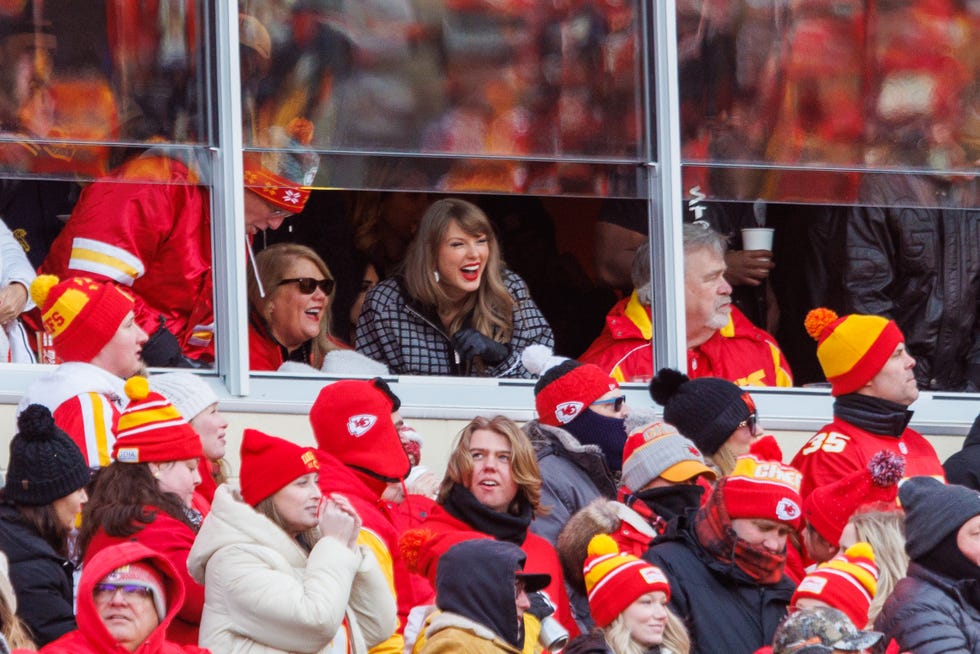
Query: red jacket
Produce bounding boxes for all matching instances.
[37,541,209,653]
[316,450,433,650]
[41,154,215,362]
[405,502,578,637]
[791,417,945,500]
[248,315,350,371]
[84,508,204,647]
[580,294,792,387]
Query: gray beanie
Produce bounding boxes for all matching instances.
[900,476,980,560]
[149,372,218,422]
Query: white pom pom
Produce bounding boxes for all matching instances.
[521,344,567,377]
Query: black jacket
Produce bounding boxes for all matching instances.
[355,269,554,377]
[875,562,980,654]
[943,413,980,491]
[844,174,980,391]
[643,523,795,654]
[0,503,76,647]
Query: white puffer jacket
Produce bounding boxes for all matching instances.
[187,484,397,654]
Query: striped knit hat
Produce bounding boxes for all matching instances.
[791,542,879,629]
[583,534,670,627]
[804,308,904,396]
[112,377,203,463]
[30,274,134,363]
[243,118,319,212]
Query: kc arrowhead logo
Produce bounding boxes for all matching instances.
[347,414,377,437]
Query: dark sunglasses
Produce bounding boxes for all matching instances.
[738,412,758,432]
[279,277,334,295]
[591,395,626,412]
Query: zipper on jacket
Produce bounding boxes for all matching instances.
[404,304,463,375]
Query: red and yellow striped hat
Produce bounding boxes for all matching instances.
[583,534,671,627]
[30,275,134,363]
[113,377,203,464]
[804,308,904,396]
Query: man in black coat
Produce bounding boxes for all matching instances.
[645,455,802,654]
[943,413,980,491]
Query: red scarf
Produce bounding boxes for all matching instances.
[694,485,787,585]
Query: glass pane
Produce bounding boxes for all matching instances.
[0,2,217,368]
[238,0,645,164]
[678,0,980,206]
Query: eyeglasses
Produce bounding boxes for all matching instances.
[94,583,154,602]
[591,395,626,412]
[278,277,335,295]
[738,413,759,432]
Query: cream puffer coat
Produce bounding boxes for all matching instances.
[187,484,397,654]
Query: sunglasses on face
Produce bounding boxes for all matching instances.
[278,277,335,295]
[738,413,759,432]
[591,395,626,412]
[94,583,154,602]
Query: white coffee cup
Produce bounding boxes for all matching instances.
[741,227,774,251]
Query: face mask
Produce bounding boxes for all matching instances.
[635,484,705,521]
[564,410,628,473]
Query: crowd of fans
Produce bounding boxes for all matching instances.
[0,238,979,652]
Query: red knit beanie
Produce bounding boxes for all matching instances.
[792,542,879,629]
[309,379,410,482]
[522,345,618,427]
[583,534,671,628]
[804,308,905,396]
[804,451,904,546]
[113,377,203,463]
[721,455,804,530]
[239,428,320,507]
[30,274,134,363]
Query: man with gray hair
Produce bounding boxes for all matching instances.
[580,222,792,386]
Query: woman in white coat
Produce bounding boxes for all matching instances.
[188,428,397,654]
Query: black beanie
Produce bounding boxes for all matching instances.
[648,368,753,456]
[900,476,980,561]
[4,405,90,505]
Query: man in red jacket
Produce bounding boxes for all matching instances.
[791,308,945,499]
[580,224,793,387]
[34,541,208,653]
[39,119,318,366]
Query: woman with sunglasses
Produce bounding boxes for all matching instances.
[355,198,553,377]
[247,243,348,371]
[649,368,763,477]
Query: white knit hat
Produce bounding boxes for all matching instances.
[148,372,218,422]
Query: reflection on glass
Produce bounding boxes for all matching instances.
[239,0,645,193]
[678,0,979,205]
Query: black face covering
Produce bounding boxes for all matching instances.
[635,484,705,522]
[918,529,980,582]
[564,409,628,473]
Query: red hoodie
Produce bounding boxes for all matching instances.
[35,541,208,653]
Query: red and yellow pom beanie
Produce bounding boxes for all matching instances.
[31,274,134,363]
[792,542,879,629]
[243,117,319,212]
[804,308,904,396]
[113,377,203,464]
[583,534,671,628]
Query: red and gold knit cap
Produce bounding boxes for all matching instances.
[804,308,904,396]
[721,455,804,530]
[113,377,203,464]
[243,117,319,212]
[583,534,671,628]
[239,428,320,507]
[30,274,134,363]
[792,542,879,629]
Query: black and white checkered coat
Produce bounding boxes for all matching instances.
[354,269,554,377]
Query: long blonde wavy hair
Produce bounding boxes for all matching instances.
[846,503,908,626]
[402,198,514,342]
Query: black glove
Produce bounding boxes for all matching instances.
[525,591,556,621]
[452,328,508,366]
[141,318,201,368]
